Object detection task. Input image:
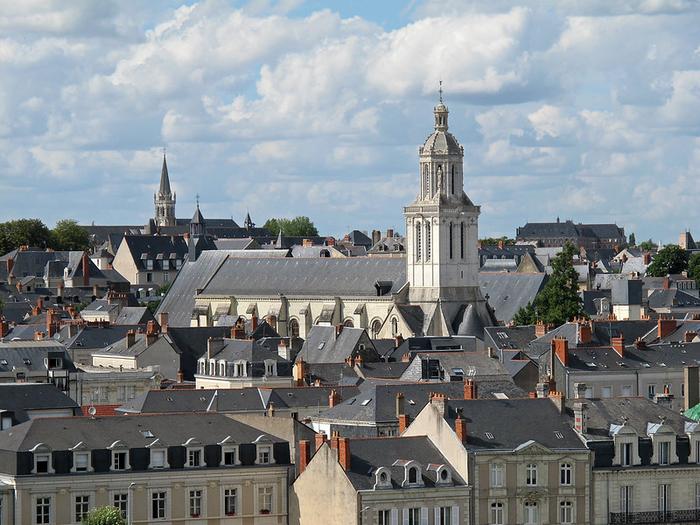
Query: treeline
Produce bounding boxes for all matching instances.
[0,219,90,255]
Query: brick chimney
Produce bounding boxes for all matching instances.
[293,360,307,386]
[176,370,184,384]
[298,440,311,474]
[573,401,587,434]
[159,312,169,334]
[251,315,258,332]
[386,228,394,239]
[551,337,569,366]
[663,277,670,290]
[549,391,565,414]
[643,252,651,265]
[5,258,13,278]
[337,437,350,471]
[126,330,136,348]
[232,327,245,339]
[535,321,548,338]
[497,239,504,249]
[578,321,592,345]
[328,389,341,408]
[611,336,625,357]
[463,379,477,400]
[399,414,410,434]
[302,239,313,247]
[396,392,405,417]
[314,432,326,452]
[146,320,158,345]
[455,415,467,444]
[394,334,404,348]
[326,237,336,247]
[82,252,90,287]
[0,319,8,338]
[34,331,44,341]
[46,309,58,338]
[430,392,447,417]
[658,319,676,339]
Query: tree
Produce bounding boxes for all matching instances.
[645,245,688,277]
[263,216,318,237]
[639,239,656,251]
[81,506,126,525]
[628,233,636,246]
[51,219,90,251]
[480,236,515,246]
[512,243,586,326]
[0,219,52,255]
[689,253,700,285]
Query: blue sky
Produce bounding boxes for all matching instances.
[0,0,699,243]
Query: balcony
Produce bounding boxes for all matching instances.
[610,510,700,524]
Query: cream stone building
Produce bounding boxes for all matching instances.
[0,413,291,525]
[157,97,496,339]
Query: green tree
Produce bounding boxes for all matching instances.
[479,236,515,246]
[646,245,688,277]
[512,243,586,326]
[51,219,90,251]
[628,233,636,246]
[263,216,318,237]
[639,239,656,251]
[689,253,700,285]
[81,506,126,525]
[0,219,52,254]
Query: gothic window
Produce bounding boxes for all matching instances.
[449,222,453,259]
[425,222,432,261]
[289,318,300,338]
[460,222,465,259]
[371,319,382,338]
[451,165,455,194]
[415,222,422,262]
[391,317,399,337]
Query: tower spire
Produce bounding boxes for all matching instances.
[434,82,448,131]
[154,150,176,227]
[159,152,172,196]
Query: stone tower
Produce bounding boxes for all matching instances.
[404,92,494,335]
[154,154,176,227]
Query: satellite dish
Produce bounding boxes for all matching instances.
[88,406,97,418]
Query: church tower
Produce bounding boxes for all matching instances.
[404,91,493,334]
[154,154,176,227]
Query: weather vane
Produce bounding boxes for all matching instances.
[196,193,200,207]
[439,80,443,103]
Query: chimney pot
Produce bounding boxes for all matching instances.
[396,392,405,417]
[463,379,477,400]
[455,415,468,444]
[314,432,327,452]
[159,312,169,334]
[398,414,410,434]
[337,437,350,471]
[328,389,341,408]
[298,440,311,474]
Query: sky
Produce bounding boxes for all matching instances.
[1,1,699,242]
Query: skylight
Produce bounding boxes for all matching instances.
[554,431,564,439]
[485,432,494,440]
[361,399,371,406]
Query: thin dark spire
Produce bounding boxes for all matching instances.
[159,152,172,196]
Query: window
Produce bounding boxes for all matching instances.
[150,449,166,469]
[408,467,417,484]
[35,453,50,474]
[659,441,670,465]
[490,463,504,487]
[146,259,153,270]
[35,497,50,524]
[74,452,89,472]
[524,501,538,525]
[490,502,504,525]
[75,495,90,522]
[415,222,422,262]
[235,362,245,376]
[257,445,272,464]
[621,385,633,397]
[378,510,391,525]
[258,486,273,514]
[460,222,465,259]
[189,489,202,518]
[112,451,127,471]
[219,362,226,376]
[289,319,300,338]
[265,361,275,376]
[151,491,166,520]
[113,493,128,519]
[223,446,238,466]
[658,484,670,513]
[648,384,656,400]
[601,386,612,398]
[224,488,237,516]
[620,486,633,514]
[449,222,454,259]
[621,442,633,466]
[371,319,382,338]
[438,506,452,525]
[695,483,700,509]
[559,501,573,524]
[425,222,431,261]
[146,273,153,283]
[526,463,538,486]
[407,508,420,525]
[560,463,572,485]
[391,317,398,337]
[187,448,202,467]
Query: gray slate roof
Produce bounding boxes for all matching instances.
[479,272,547,324]
[0,383,80,423]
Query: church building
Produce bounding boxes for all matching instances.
[157,96,497,338]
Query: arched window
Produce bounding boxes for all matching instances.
[415,222,422,262]
[408,467,417,483]
[451,165,455,194]
[424,165,430,197]
[449,222,454,259]
[289,319,300,338]
[391,317,398,337]
[425,222,431,261]
[460,222,465,259]
[371,319,382,338]
[343,319,354,328]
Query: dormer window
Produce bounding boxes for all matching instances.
[149,449,167,469]
[112,451,128,471]
[198,360,206,375]
[235,361,246,377]
[264,360,277,377]
[394,460,423,488]
[373,467,392,489]
[188,448,203,467]
[209,360,216,376]
[34,453,51,474]
[219,361,226,377]
[146,259,153,270]
[222,445,239,466]
[658,441,670,465]
[257,445,272,465]
[74,452,90,472]
[621,442,633,466]
[408,467,417,484]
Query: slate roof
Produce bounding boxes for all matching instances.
[484,326,537,351]
[558,340,700,371]
[443,398,585,451]
[62,325,141,351]
[114,306,154,325]
[346,230,373,248]
[0,412,285,452]
[297,326,377,364]
[648,289,700,309]
[0,341,76,373]
[205,338,289,365]
[343,436,466,490]
[214,238,257,250]
[121,235,188,271]
[479,272,547,324]
[0,383,81,423]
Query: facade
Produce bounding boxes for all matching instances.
[0,413,291,525]
[111,234,188,286]
[516,220,626,249]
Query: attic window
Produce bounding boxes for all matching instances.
[361,399,372,406]
[485,432,495,440]
[141,430,155,438]
[23,358,31,366]
[0,360,7,366]
[554,431,564,439]
[317,342,325,350]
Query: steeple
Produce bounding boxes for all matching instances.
[434,81,449,131]
[154,151,176,227]
[244,212,254,231]
[190,199,206,238]
[159,154,172,196]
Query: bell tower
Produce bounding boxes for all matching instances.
[154,153,176,227]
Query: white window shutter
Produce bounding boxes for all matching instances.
[403,508,409,525]
[391,508,399,525]
[451,505,459,525]
[421,507,428,525]
[434,507,441,524]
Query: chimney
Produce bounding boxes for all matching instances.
[535,382,549,399]
[325,237,336,247]
[278,339,290,360]
[573,402,587,434]
[37,297,44,311]
[337,437,350,471]
[372,230,381,245]
[663,277,670,290]
[643,252,651,265]
[298,440,311,474]
[685,331,698,343]
[302,239,313,247]
[159,312,169,334]
[497,239,504,250]
[535,321,549,338]
[634,338,647,350]
[658,319,676,339]
[611,336,625,357]
[654,389,674,409]
[463,379,477,400]
[329,433,340,452]
[386,229,394,239]
[34,331,44,341]
[5,258,13,277]
[551,337,569,366]
[335,324,344,337]
[685,366,699,411]
[328,389,341,408]
[45,309,57,338]
[455,415,467,444]
[487,346,495,359]
[345,356,355,368]
[394,334,404,348]
[578,321,592,345]
[146,320,158,345]
[82,252,90,287]
[0,319,8,338]
[126,330,136,348]
[207,337,225,359]
[267,402,275,417]
[549,391,565,414]
[293,360,307,386]
[430,392,446,417]
[355,354,364,368]
[314,432,327,453]
[232,327,245,339]
[574,382,588,399]
[251,315,258,332]
[176,370,184,384]
[398,414,410,434]
[396,393,405,417]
